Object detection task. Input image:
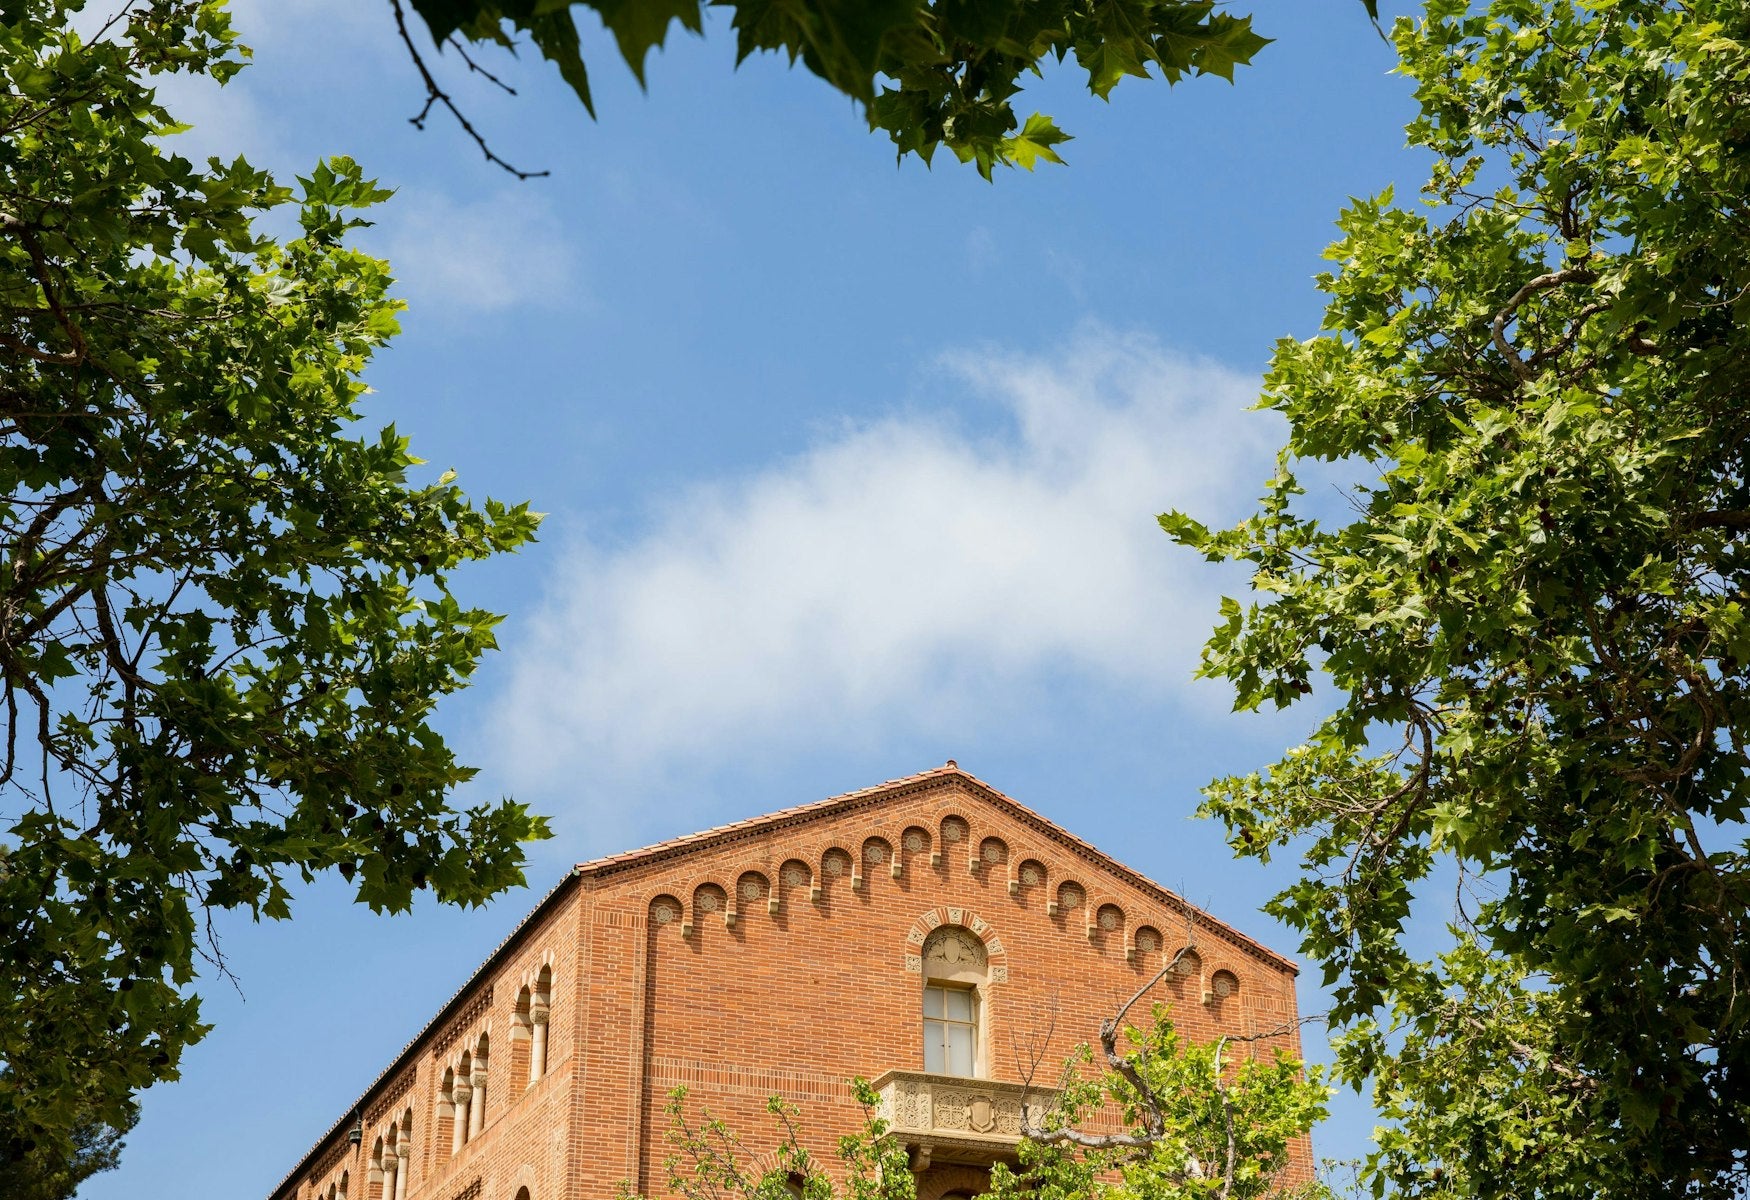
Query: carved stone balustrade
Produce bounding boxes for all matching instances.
[870,1070,1056,1169]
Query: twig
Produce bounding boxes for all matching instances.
[388,0,549,180]
[446,35,519,95]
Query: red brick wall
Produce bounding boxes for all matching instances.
[275,776,1306,1200]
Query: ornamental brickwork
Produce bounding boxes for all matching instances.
[270,765,1308,1200]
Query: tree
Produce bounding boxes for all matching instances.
[626,1082,914,1200]
[998,1008,1327,1200]
[391,0,1273,178]
[631,999,1328,1200]
[0,1078,134,1200]
[1,0,546,1167]
[1163,0,1750,1193]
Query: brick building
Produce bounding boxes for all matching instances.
[270,764,1306,1200]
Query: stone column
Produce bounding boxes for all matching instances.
[393,1141,410,1200]
[529,1004,550,1084]
[379,1146,398,1200]
[468,1063,487,1139]
[450,1078,472,1153]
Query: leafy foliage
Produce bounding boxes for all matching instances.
[625,1081,916,1200]
[403,0,1271,177]
[1164,0,1750,1193]
[0,1077,133,1200]
[994,1008,1329,1200]
[0,0,546,1165]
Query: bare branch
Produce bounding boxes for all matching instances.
[1490,266,1597,380]
[445,35,519,95]
[388,0,548,181]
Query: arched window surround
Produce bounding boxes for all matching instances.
[920,925,989,1079]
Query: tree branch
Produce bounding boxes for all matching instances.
[1491,266,1598,381]
[387,0,548,180]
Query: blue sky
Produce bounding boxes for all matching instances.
[78,1,1431,1195]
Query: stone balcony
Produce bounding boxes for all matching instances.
[870,1070,1056,1169]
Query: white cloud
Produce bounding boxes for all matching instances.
[373,188,578,315]
[493,328,1277,788]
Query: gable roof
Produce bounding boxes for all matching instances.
[270,763,1294,1198]
[575,761,1296,974]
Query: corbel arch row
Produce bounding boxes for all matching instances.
[909,805,1250,974]
[634,812,1252,979]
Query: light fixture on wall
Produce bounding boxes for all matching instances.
[348,1112,363,1146]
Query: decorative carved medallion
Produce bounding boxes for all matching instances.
[904,831,926,853]
[942,817,967,843]
[932,1090,1022,1135]
[969,1097,994,1133]
[923,928,986,969]
[782,864,809,888]
[652,901,678,925]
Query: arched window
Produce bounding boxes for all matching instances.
[921,926,988,1078]
[439,1067,457,1160]
[531,964,552,1082]
[391,1109,412,1200]
[379,1140,400,1200]
[512,986,533,1085]
[469,1033,490,1138]
[451,1051,474,1153]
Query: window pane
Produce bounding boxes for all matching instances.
[946,989,973,1021]
[947,1023,974,1075]
[923,1020,945,1073]
[924,987,945,1018]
